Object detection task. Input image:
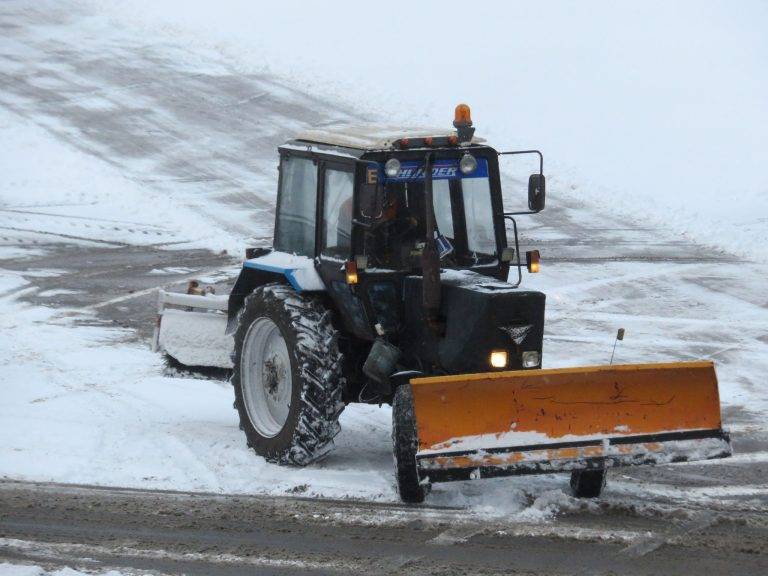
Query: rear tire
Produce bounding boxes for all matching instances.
[392,384,428,503]
[231,284,345,465]
[570,468,607,498]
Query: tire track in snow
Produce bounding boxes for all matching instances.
[0,225,130,247]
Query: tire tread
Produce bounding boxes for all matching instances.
[231,284,344,466]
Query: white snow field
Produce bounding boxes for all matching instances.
[1,0,767,520]
[0,109,241,255]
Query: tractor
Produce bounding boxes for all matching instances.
[155,105,730,502]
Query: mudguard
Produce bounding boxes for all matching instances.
[226,251,326,332]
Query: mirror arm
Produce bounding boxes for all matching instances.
[504,210,538,216]
[498,149,545,214]
[498,149,544,176]
[503,215,523,288]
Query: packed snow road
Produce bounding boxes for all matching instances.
[1,1,767,574]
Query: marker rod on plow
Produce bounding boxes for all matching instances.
[409,361,731,483]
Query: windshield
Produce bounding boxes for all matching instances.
[360,156,498,270]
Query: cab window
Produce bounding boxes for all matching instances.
[322,167,354,257]
[462,177,496,255]
[275,156,317,256]
[433,180,454,239]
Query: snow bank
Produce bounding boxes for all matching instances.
[90,0,768,261]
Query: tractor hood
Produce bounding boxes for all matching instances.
[400,269,545,374]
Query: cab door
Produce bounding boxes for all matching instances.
[316,160,374,339]
[274,152,318,257]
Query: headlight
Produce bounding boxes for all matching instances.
[384,158,401,177]
[459,153,477,174]
[490,350,508,368]
[522,351,540,368]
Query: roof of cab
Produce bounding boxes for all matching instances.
[292,124,485,151]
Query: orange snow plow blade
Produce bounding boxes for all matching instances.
[410,361,731,483]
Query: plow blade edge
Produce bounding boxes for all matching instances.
[409,361,731,483]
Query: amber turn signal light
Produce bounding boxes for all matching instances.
[345,260,359,285]
[526,250,541,273]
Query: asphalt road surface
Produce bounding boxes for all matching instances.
[1,2,767,575]
[2,480,767,576]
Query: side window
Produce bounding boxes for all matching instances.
[433,180,454,239]
[322,168,354,257]
[275,156,317,256]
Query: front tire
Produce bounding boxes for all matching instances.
[392,384,428,503]
[232,284,345,465]
[570,468,607,498]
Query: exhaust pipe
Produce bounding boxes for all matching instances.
[421,152,442,334]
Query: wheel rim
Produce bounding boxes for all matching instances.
[241,317,292,438]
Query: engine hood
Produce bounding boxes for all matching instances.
[400,269,546,374]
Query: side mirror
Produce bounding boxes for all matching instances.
[528,174,546,212]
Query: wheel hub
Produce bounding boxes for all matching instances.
[241,317,292,438]
[263,355,286,397]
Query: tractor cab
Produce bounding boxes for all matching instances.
[276,109,543,279]
[272,106,546,364]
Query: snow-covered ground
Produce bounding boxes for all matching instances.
[1,0,767,521]
[0,109,239,254]
[0,562,135,576]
